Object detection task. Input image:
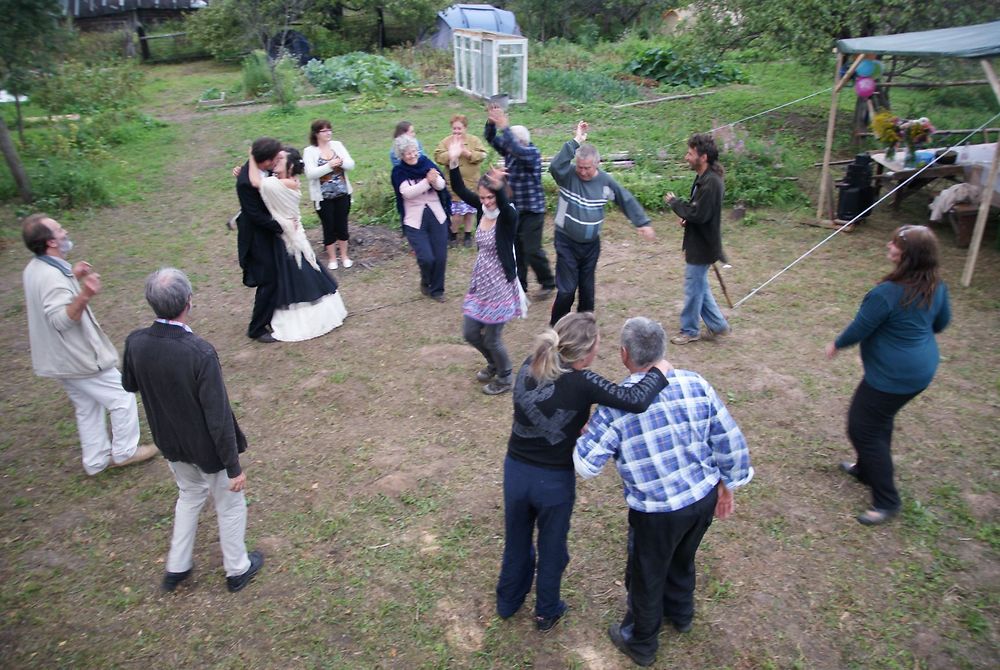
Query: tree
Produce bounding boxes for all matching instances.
[0,0,67,202]
[687,0,1000,66]
[504,0,671,42]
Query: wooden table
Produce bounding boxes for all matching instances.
[871,150,966,209]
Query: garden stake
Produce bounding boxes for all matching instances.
[713,263,734,308]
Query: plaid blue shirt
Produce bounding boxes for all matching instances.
[574,368,753,513]
[485,122,546,213]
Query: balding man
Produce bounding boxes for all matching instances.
[548,121,655,326]
[21,213,157,474]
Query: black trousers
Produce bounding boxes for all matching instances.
[550,230,601,326]
[516,211,555,292]
[247,280,277,339]
[618,489,717,659]
[847,379,921,511]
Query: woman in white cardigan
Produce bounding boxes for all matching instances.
[304,119,356,270]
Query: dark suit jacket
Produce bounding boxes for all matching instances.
[236,162,282,287]
[122,322,247,477]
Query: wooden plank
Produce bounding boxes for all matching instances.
[611,91,716,109]
[816,52,846,221]
[962,59,1000,286]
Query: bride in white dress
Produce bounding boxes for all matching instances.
[248,147,347,341]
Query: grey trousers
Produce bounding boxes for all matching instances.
[167,461,250,577]
[463,315,512,378]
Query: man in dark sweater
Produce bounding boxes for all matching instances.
[236,137,283,343]
[665,133,730,345]
[122,268,263,593]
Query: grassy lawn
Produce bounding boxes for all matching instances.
[1,55,998,669]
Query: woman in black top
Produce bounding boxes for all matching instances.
[496,312,669,630]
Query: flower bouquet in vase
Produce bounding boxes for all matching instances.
[899,117,935,167]
[871,110,901,160]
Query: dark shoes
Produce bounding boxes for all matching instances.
[857,507,898,526]
[535,287,555,301]
[607,623,655,666]
[483,377,513,395]
[226,550,264,593]
[420,282,431,296]
[431,293,446,303]
[535,600,567,632]
[672,619,692,633]
[161,568,192,592]
[476,366,496,383]
[255,333,277,344]
[839,461,860,480]
[463,234,473,248]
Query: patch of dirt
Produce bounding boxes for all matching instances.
[435,597,486,655]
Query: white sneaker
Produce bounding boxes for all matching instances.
[342,257,354,268]
[327,259,338,270]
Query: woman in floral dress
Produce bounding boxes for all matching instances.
[446,137,525,395]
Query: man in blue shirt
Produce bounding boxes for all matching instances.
[575,317,753,667]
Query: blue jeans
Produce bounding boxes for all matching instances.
[680,263,728,336]
[496,455,575,619]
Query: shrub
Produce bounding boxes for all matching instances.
[528,68,640,103]
[303,52,416,95]
[24,158,113,211]
[626,46,746,88]
[31,60,144,115]
[721,139,805,208]
[242,50,272,98]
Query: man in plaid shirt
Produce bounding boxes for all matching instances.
[574,316,753,667]
[485,106,556,298]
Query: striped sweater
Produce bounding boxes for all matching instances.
[549,139,650,243]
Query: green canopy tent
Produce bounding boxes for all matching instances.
[816,20,1000,286]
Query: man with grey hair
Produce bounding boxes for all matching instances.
[485,106,556,298]
[21,213,157,475]
[122,268,263,593]
[548,121,655,326]
[575,316,752,667]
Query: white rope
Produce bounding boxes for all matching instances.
[732,110,1000,308]
[661,87,834,150]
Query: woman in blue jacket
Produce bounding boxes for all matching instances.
[826,225,951,525]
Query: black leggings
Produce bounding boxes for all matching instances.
[846,379,921,512]
[318,194,351,245]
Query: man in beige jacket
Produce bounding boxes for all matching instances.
[21,214,157,475]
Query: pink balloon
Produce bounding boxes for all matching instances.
[855,77,876,99]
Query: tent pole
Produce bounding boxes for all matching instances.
[817,53,864,222]
[817,53,845,221]
[961,59,1000,286]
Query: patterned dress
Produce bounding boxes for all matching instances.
[463,223,523,324]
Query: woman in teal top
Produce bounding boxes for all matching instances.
[826,225,950,525]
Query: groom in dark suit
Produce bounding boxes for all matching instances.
[236,137,283,343]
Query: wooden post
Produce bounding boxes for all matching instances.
[817,53,863,222]
[961,59,1000,286]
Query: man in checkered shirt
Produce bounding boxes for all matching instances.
[574,316,753,667]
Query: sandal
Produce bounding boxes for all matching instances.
[857,508,898,526]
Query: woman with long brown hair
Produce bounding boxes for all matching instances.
[826,225,951,525]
